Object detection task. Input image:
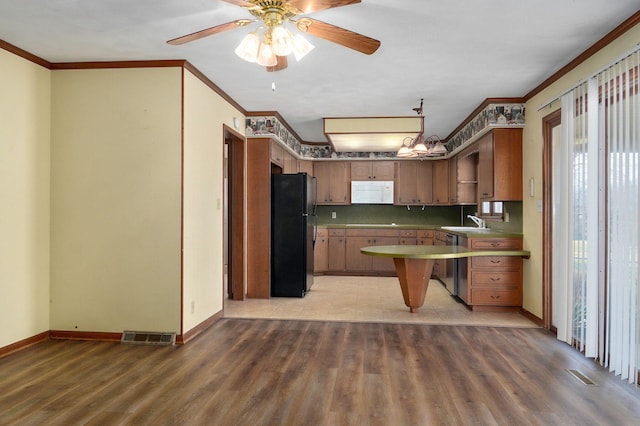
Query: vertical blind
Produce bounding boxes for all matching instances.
[556,48,639,384]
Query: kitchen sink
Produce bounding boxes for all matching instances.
[441,226,491,232]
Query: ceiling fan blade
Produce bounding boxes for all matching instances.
[288,0,361,14]
[167,19,252,45]
[267,55,288,72]
[220,0,255,6]
[296,18,380,55]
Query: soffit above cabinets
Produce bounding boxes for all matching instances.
[324,116,424,152]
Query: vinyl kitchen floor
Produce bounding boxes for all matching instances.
[224,275,539,328]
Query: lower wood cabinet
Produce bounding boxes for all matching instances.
[457,237,523,311]
[327,229,346,272]
[317,227,435,276]
[345,230,398,273]
[314,228,328,273]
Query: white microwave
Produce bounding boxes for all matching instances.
[351,181,394,204]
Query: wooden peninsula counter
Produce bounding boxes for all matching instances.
[361,245,530,313]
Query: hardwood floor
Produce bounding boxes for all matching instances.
[1,319,639,425]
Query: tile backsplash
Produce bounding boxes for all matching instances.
[316,202,522,233]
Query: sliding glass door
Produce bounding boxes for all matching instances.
[552,48,639,384]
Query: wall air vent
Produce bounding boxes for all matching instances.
[121,331,176,346]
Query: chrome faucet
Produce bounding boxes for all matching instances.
[467,214,486,229]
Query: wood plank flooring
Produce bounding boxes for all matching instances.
[1,319,639,425]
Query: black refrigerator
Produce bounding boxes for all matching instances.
[271,173,316,297]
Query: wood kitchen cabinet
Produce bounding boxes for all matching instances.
[399,229,417,245]
[270,140,284,168]
[315,161,350,204]
[457,236,523,311]
[455,151,478,205]
[432,159,450,205]
[345,229,398,273]
[298,160,314,176]
[477,128,523,201]
[448,156,458,204]
[314,228,328,274]
[433,230,449,280]
[395,161,433,205]
[283,150,297,173]
[324,227,434,276]
[417,229,434,246]
[327,228,346,272]
[350,161,395,180]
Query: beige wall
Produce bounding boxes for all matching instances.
[522,23,640,317]
[0,49,51,348]
[181,70,245,332]
[50,67,184,333]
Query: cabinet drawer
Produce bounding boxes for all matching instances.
[400,238,417,245]
[417,229,434,238]
[469,238,522,250]
[316,228,328,237]
[471,271,521,285]
[471,256,521,269]
[346,228,399,237]
[471,288,521,306]
[328,229,345,237]
[399,230,417,237]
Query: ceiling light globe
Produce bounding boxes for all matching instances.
[256,41,278,67]
[396,146,414,157]
[271,25,293,56]
[234,32,260,63]
[292,34,314,61]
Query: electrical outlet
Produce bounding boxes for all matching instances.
[332,212,337,219]
[504,212,510,222]
[191,300,195,314]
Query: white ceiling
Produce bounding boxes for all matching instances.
[0,1,638,147]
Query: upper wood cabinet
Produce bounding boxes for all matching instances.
[350,161,395,180]
[270,140,284,167]
[477,128,522,201]
[432,159,449,205]
[315,161,350,205]
[448,156,458,204]
[455,152,478,205]
[298,160,314,176]
[396,161,433,205]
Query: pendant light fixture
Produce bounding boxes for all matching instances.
[396,99,448,158]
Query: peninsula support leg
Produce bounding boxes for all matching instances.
[393,258,434,313]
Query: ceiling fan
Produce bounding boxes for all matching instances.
[167,0,381,72]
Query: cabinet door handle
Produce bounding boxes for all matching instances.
[490,277,501,282]
[490,259,502,264]
[490,295,501,300]
[490,242,501,247]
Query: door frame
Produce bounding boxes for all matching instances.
[542,109,561,330]
[224,124,245,300]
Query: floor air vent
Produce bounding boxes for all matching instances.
[121,331,176,346]
[566,369,598,386]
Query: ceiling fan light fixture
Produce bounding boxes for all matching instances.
[292,33,314,61]
[256,40,277,67]
[234,31,260,63]
[271,25,294,56]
